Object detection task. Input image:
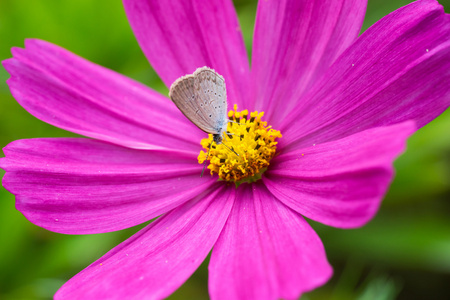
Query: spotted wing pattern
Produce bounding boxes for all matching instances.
[169,66,228,134]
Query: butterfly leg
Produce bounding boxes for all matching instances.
[201,141,213,177]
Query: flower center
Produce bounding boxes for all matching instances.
[198,105,282,184]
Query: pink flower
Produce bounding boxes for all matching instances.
[1,0,449,299]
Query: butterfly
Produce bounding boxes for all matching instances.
[169,66,238,176]
[169,66,228,145]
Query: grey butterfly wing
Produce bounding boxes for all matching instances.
[194,67,228,131]
[169,66,227,134]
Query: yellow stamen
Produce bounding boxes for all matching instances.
[198,105,282,184]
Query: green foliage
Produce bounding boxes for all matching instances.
[0,0,449,299]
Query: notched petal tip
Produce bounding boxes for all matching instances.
[3,38,204,151]
[0,138,215,234]
[209,184,332,300]
[280,0,449,149]
[0,157,7,172]
[54,184,234,299]
[266,121,417,229]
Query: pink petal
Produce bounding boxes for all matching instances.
[281,0,450,150]
[263,122,415,229]
[0,138,216,234]
[123,0,250,107]
[3,39,203,151]
[209,183,332,300]
[55,185,235,299]
[250,0,366,124]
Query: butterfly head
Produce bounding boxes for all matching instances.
[213,133,223,145]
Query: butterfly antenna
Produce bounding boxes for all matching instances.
[226,132,239,137]
[222,133,240,157]
[201,142,213,177]
[228,119,244,125]
[221,141,239,157]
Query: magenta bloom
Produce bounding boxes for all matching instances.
[2,0,450,299]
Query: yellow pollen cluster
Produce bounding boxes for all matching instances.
[198,105,282,184]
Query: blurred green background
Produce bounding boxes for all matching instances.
[0,0,449,299]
